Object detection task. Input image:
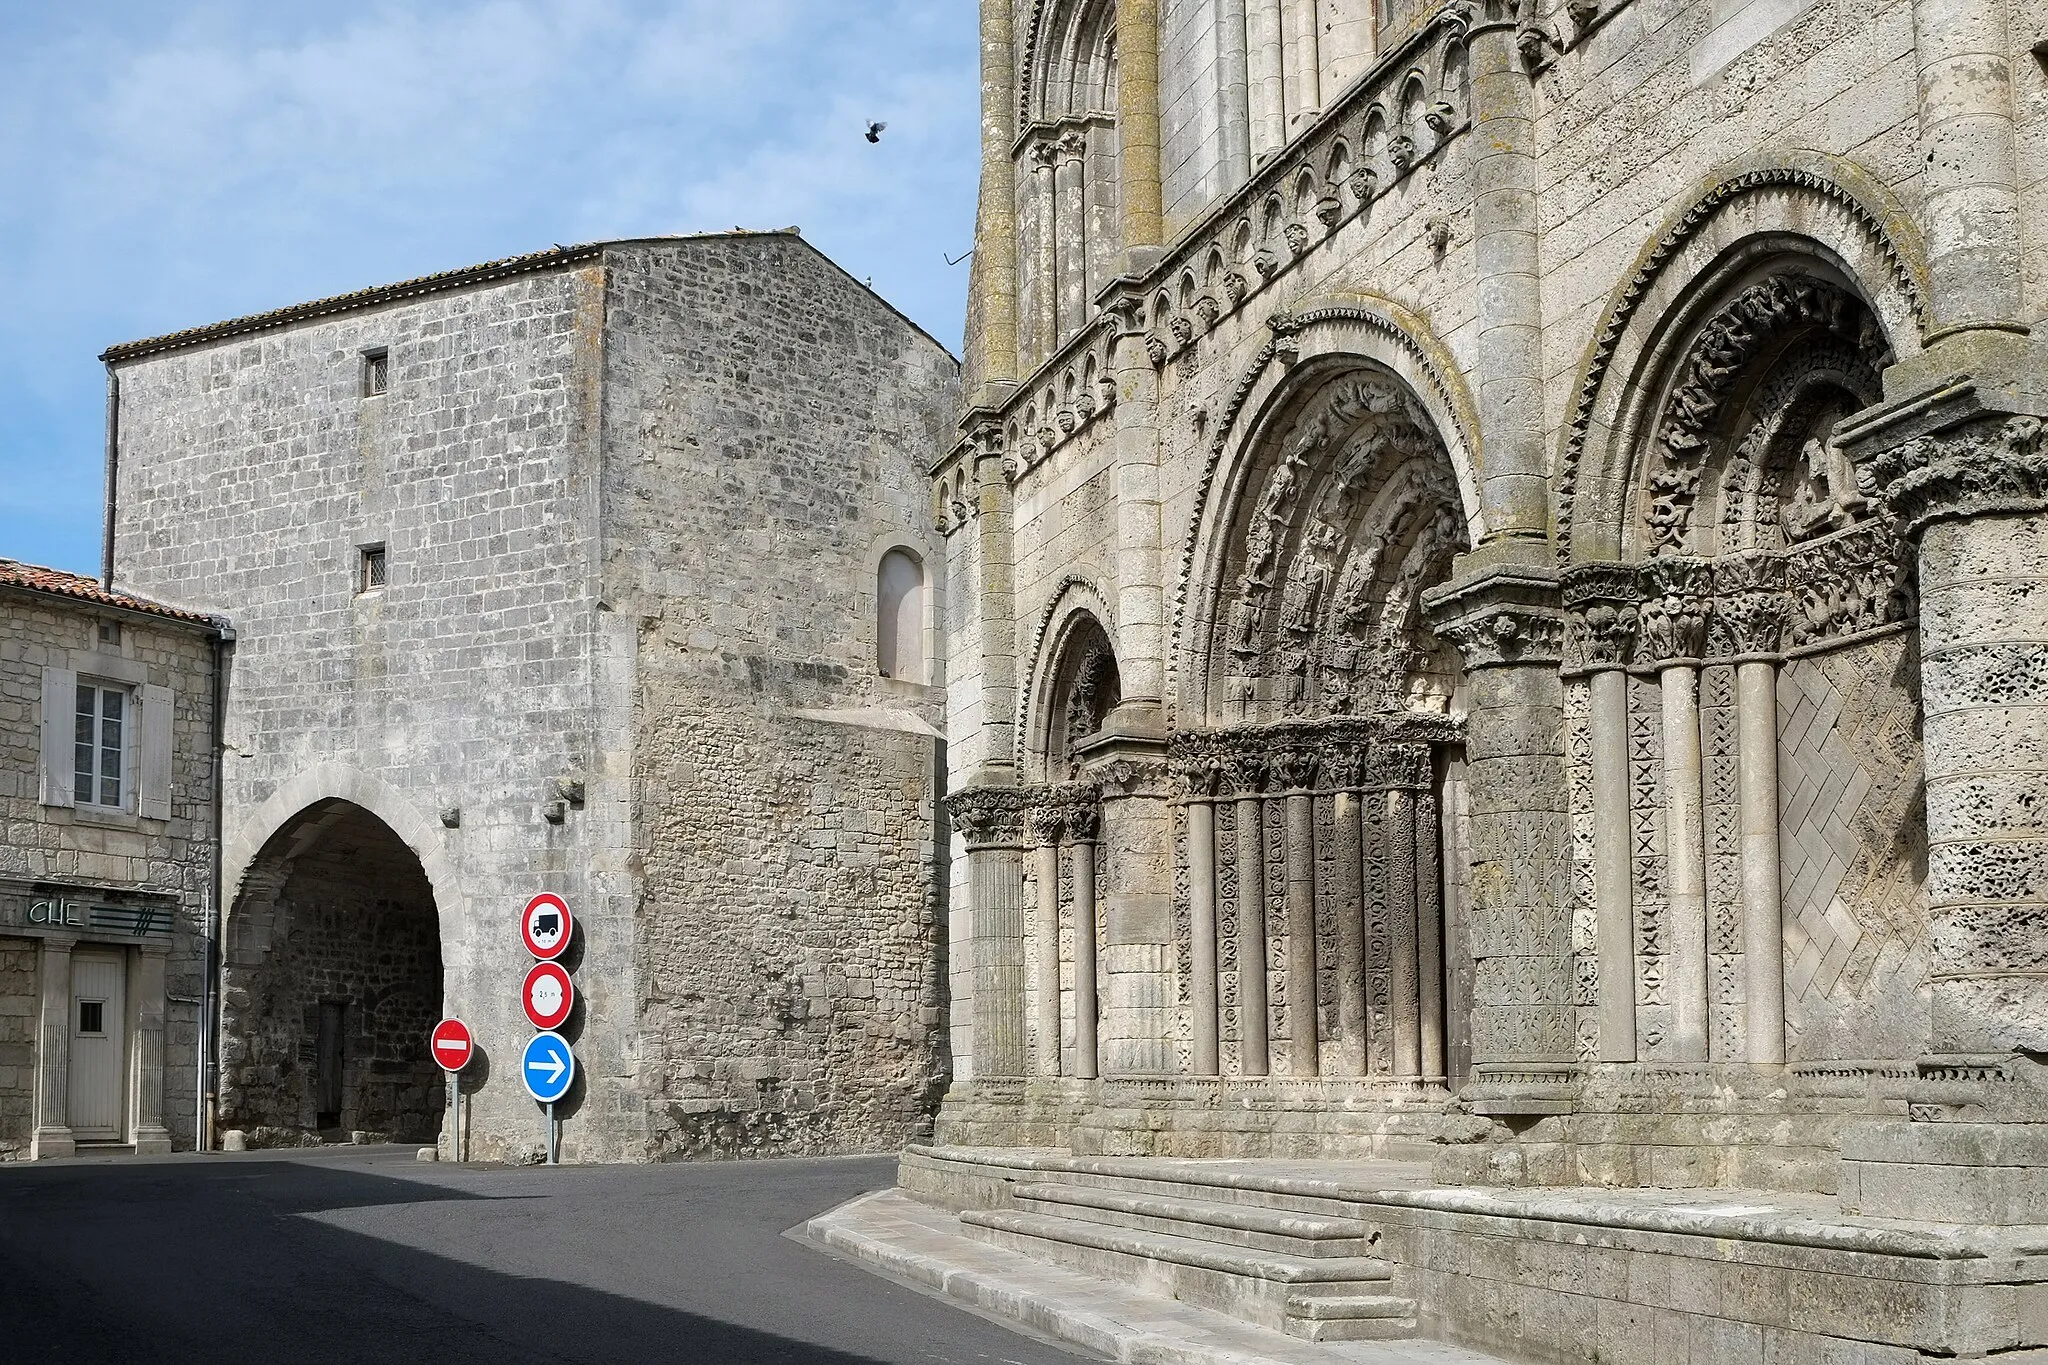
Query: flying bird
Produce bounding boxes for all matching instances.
[865,121,887,143]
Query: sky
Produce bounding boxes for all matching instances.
[0,1,980,576]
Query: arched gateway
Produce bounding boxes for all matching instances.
[218,800,444,1144]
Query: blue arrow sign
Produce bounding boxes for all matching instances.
[521,1031,576,1104]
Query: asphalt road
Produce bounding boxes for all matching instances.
[0,1147,1086,1365]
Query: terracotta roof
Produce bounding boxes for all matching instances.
[0,559,223,630]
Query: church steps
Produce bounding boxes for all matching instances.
[1010,1180,1382,1256]
[958,1206,1410,1339]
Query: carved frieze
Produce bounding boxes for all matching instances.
[1870,413,2048,540]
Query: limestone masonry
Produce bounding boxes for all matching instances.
[895,0,2048,1360]
[104,232,959,1162]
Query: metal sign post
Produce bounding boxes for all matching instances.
[547,1102,558,1165]
[430,1018,475,1163]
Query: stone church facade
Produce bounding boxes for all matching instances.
[105,232,959,1162]
[906,0,2048,1357]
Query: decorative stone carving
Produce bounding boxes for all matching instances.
[1871,414,2048,539]
[1424,102,1457,135]
[948,786,1034,849]
[1388,135,1417,174]
[1349,167,1379,203]
[1063,803,1100,842]
[1145,333,1169,367]
[1712,552,1789,656]
[1561,562,1640,672]
[1270,748,1318,793]
[1784,521,1910,647]
[1634,556,1713,663]
[1315,191,1344,229]
[1169,315,1195,347]
[1222,272,1248,306]
[1027,804,1067,846]
[1283,221,1311,255]
[1437,606,1566,670]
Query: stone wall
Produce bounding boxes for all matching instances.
[596,236,959,1156]
[0,587,216,1151]
[0,938,35,1157]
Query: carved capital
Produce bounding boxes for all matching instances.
[1096,758,1171,799]
[1635,555,1714,663]
[1883,414,2048,539]
[1027,805,1067,846]
[1063,803,1100,842]
[1425,563,1566,669]
[1221,750,1268,797]
[1561,561,1640,672]
[1056,128,1088,162]
[946,786,1034,849]
[1712,552,1789,657]
[1270,747,1318,793]
[1365,741,1432,791]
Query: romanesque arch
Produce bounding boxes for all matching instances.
[1556,209,1931,1094]
[218,799,445,1145]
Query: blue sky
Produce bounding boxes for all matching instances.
[0,2,979,576]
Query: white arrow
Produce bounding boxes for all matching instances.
[528,1051,567,1084]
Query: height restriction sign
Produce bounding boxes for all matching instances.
[522,961,574,1031]
[522,893,573,960]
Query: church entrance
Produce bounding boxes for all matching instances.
[218,800,444,1145]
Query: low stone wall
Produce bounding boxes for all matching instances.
[0,937,35,1158]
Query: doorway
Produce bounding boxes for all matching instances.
[68,951,127,1141]
[315,1001,345,1131]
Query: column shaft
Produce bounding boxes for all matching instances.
[1111,328,1165,713]
[1032,150,1059,364]
[1282,0,1321,128]
[1187,799,1221,1074]
[1911,0,2025,335]
[1054,139,1088,342]
[971,846,1029,1077]
[1033,838,1064,1076]
[1285,789,1318,1075]
[1333,789,1367,1075]
[1247,0,1287,160]
[1388,788,1421,1077]
[1417,787,1445,1079]
[1072,839,1101,1079]
[1114,0,1165,253]
[968,0,1020,390]
[31,935,77,1159]
[1661,664,1709,1062]
[1737,660,1787,1064]
[1235,794,1270,1075]
[1591,668,1638,1061]
[1216,0,1253,187]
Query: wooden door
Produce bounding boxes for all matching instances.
[68,952,127,1140]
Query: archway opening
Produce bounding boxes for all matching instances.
[219,800,443,1144]
[1044,614,1122,780]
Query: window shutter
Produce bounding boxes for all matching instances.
[39,667,77,808]
[140,684,174,821]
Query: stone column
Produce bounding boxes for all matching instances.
[1246,0,1287,161]
[1226,751,1271,1076]
[970,423,1019,779]
[1178,758,1222,1075]
[1281,0,1321,128]
[1114,0,1164,259]
[1068,805,1102,1080]
[1387,781,1421,1077]
[30,934,78,1160]
[1054,130,1089,343]
[1327,738,1368,1076]
[131,943,173,1155]
[1030,805,1067,1077]
[1465,7,1548,542]
[1418,785,1446,1080]
[950,788,1032,1079]
[1639,557,1712,1064]
[1088,751,1177,1076]
[1276,747,1319,1076]
[1719,552,1790,1065]
[1566,564,1642,1063]
[1103,295,1167,727]
[1911,0,2025,340]
[966,0,1020,396]
[1425,561,1574,1112]
[1031,142,1060,365]
[1216,0,1253,188]
[1833,385,2048,1223]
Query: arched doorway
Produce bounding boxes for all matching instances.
[218,800,444,1143]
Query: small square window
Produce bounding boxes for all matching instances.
[362,348,390,398]
[98,621,120,646]
[78,1000,104,1036]
[360,545,387,593]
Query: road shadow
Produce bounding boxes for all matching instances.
[0,1153,1074,1365]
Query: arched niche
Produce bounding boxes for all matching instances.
[1187,358,1471,726]
[877,546,927,683]
[1035,608,1123,781]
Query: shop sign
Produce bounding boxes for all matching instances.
[2,896,174,939]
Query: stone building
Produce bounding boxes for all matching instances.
[0,558,226,1159]
[891,0,2048,1359]
[105,231,959,1161]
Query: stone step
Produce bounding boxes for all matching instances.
[959,1206,1405,1338]
[1011,1180,1381,1257]
[1283,1292,1421,1343]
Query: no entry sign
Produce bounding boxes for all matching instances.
[522,893,573,960]
[522,961,574,1031]
[430,1018,474,1073]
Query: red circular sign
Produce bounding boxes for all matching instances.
[430,1018,474,1073]
[522,893,573,960]
[522,961,575,1031]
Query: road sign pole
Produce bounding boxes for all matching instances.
[453,1071,463,1164]
[547,1102,558,1165]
